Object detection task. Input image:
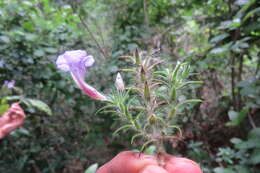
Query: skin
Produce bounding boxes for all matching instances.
[162,153,203,173]
[0,103,25,139]
[96,151,203,173]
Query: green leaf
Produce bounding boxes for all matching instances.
[113,124,132,135]
[226,107,249,126]
[44,47,57,53]
[15,127,30,136]
[181,64,190,79]
[0,104,9,115]
[176,99,202,108]
[250,149,260,164]
[229,18,241,28]
[234,165,251,173]
[228,110,238,121]
[210,47,228,54]
[0,36,10,43]
[152,79,168,86]
[95,105,116,115]
[140,140,155,153]
[213,167,235,173]
[25,99,52,116]
[210,33,230,44]
[153,71,168,76]
[177,81,203,89]
[0,98,8,104]
[6,96,23,101]
[144,145,156,155]
[131,133,143,144]
[17,155,28,170]
[243,7,260,22]
[248,128,260,139]
[218,20,232,29]
[171,62,183,82]
[235,138,260,149]
[25,33,37,41]
[84,163,98,173]
[170,87,176,101]
[34,49,45,57]
[230,137,243,144]
[210,42,233,54]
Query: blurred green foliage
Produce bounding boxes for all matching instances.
[0,0,259,172]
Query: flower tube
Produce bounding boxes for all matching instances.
[56,50,107,101]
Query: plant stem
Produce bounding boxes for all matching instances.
[143,0,149,27]
[152,124,165,154]
[237,54,244,110]
[70,5,107,59]
[248,113,256,129]
[231,53,237,110]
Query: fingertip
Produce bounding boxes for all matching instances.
[164,156,203,173]
[139,165,168,173]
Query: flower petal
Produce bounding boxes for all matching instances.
[84,55,95,67]
[64,50,87,65]
[56,55,70,72]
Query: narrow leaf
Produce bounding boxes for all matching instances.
[176,99,202,108]
[113,124,133,135]
[131,133,143,144]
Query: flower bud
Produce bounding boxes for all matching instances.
[140,66,146,82]
[134,48,141,65]
[115,73,125,91]
[170,87,176,101]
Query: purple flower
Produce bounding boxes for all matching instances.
[4,80,15,88]
[56,50,107,101]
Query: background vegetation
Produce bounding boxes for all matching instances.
[0,0,259,172]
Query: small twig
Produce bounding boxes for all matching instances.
[70,5,107,59]
[230,56,236,108]
[88,15,106,47]
[248,113,256,129]
[237,54,244,110]
[255,53,260,76]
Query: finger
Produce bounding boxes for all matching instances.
[0,119,24,139]
[139,165,169,173]
[9,103,26,120]
[97,151,158,173]
[162,154,202,173]
[10,103,25,117]
[0,114,11,127]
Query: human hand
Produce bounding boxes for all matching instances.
[0,103,26,139]
[96,151,202,173]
